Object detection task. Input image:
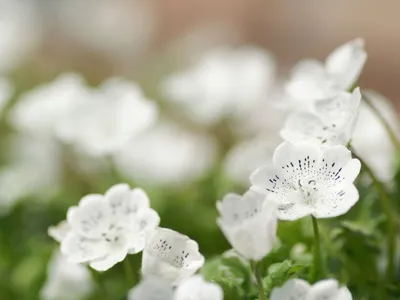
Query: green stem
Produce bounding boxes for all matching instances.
[89,267,109,299]
[362,93,400,152]
[309,216,323,283]
[123,258,135,287]
[252,261,266,300]
[350,147,396,281]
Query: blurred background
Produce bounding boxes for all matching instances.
[1,0,400,299]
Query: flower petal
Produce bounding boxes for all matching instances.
[308,279,352,300]
[128,277,174,300]
[312,184,359,219]
[61,232,109,263]
[175,275,224,300]
[270,278,311,300]
[48,220,71,243]
[325,38,367,90]
[89,246,128,271]
[276,191,315,221]
[67,194,111,239]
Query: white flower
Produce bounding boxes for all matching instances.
[60,183,160,271]
[48,220,71,243]
[10,73,89,137]
[41,251,94,300]
[284,39,366,106]
[250,141,361,221]
[128,277,174,300]
[162,47,275,125]
[352,90,400,182]
[270,278,352,300]
[128,275,223,300]
[59,77,158,156]
[114,121,217,186]
[141,227,205,286]
[217,190,278,261]
[174,275,224,300]
[0,135,61,214]
[281,88,361,146]
[223,135,280,185]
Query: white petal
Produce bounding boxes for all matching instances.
[61,232,109,263]
[319,146,361,188]
[217,191,278,260]
[89,246,129,271]
[280,112,348,146]
[272,141,323,185]
[250,165,290,197]
[127,209,160,254]
[175,275,224,300]
[276,191,315,221]
[48,220,71,243]
[141,228,205,285]
[270,278,311,300]
[325,38,367,90]
[67,194,111,239]
[128,277,174,300]
[308,279,352,300]
[312,184,359,219]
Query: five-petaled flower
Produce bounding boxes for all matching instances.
[283,38,366,106]
[281,88,361,146]
[141,227,205,286]
[217,190,278,261]
[270,278,352,300]
[58,183,160,271]
[250,141,361,221]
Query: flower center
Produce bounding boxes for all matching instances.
[297,179,319,205]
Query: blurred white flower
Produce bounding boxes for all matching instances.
[281,88,361,146]
[49,0,154,66]
[41,251,94,300]
[250,142,361,220]
[59,77,158,156]
[141,227,205,286]
[128,277,174,300]
[114,121,217,186]
[283,39,366,107]
[0,135,61,214]
[0,0,42,72]
[217,190,278,261]
[60,183,160,271]
[223,135,280,185]
[174,275,224,300]
[352,91,400,182]
[128,275,223,300]
[10,73,89,137]
[270,278,352,300]
[162,47,275,125]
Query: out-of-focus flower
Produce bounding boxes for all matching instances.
[281,88,361,146]
[223,135,280,185]
[10,73,89,137]
[128,275,223,300]
[59,77,158,156]
[250,142,361,220]
[283,39,366,107]
[114,121,217,186]
[59,184,160,271]
[0,0,42,72]
[49,0,154,66]
[270,278,352,300]
[162,47,275,125]
[141,227,205,286]
[217,190,278,261]
[128,277,174,300]
[174,275,224,300]
[48,221,71,243]
[41,251,94,300]
[0,135,61,214]
[352,91,400,182]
